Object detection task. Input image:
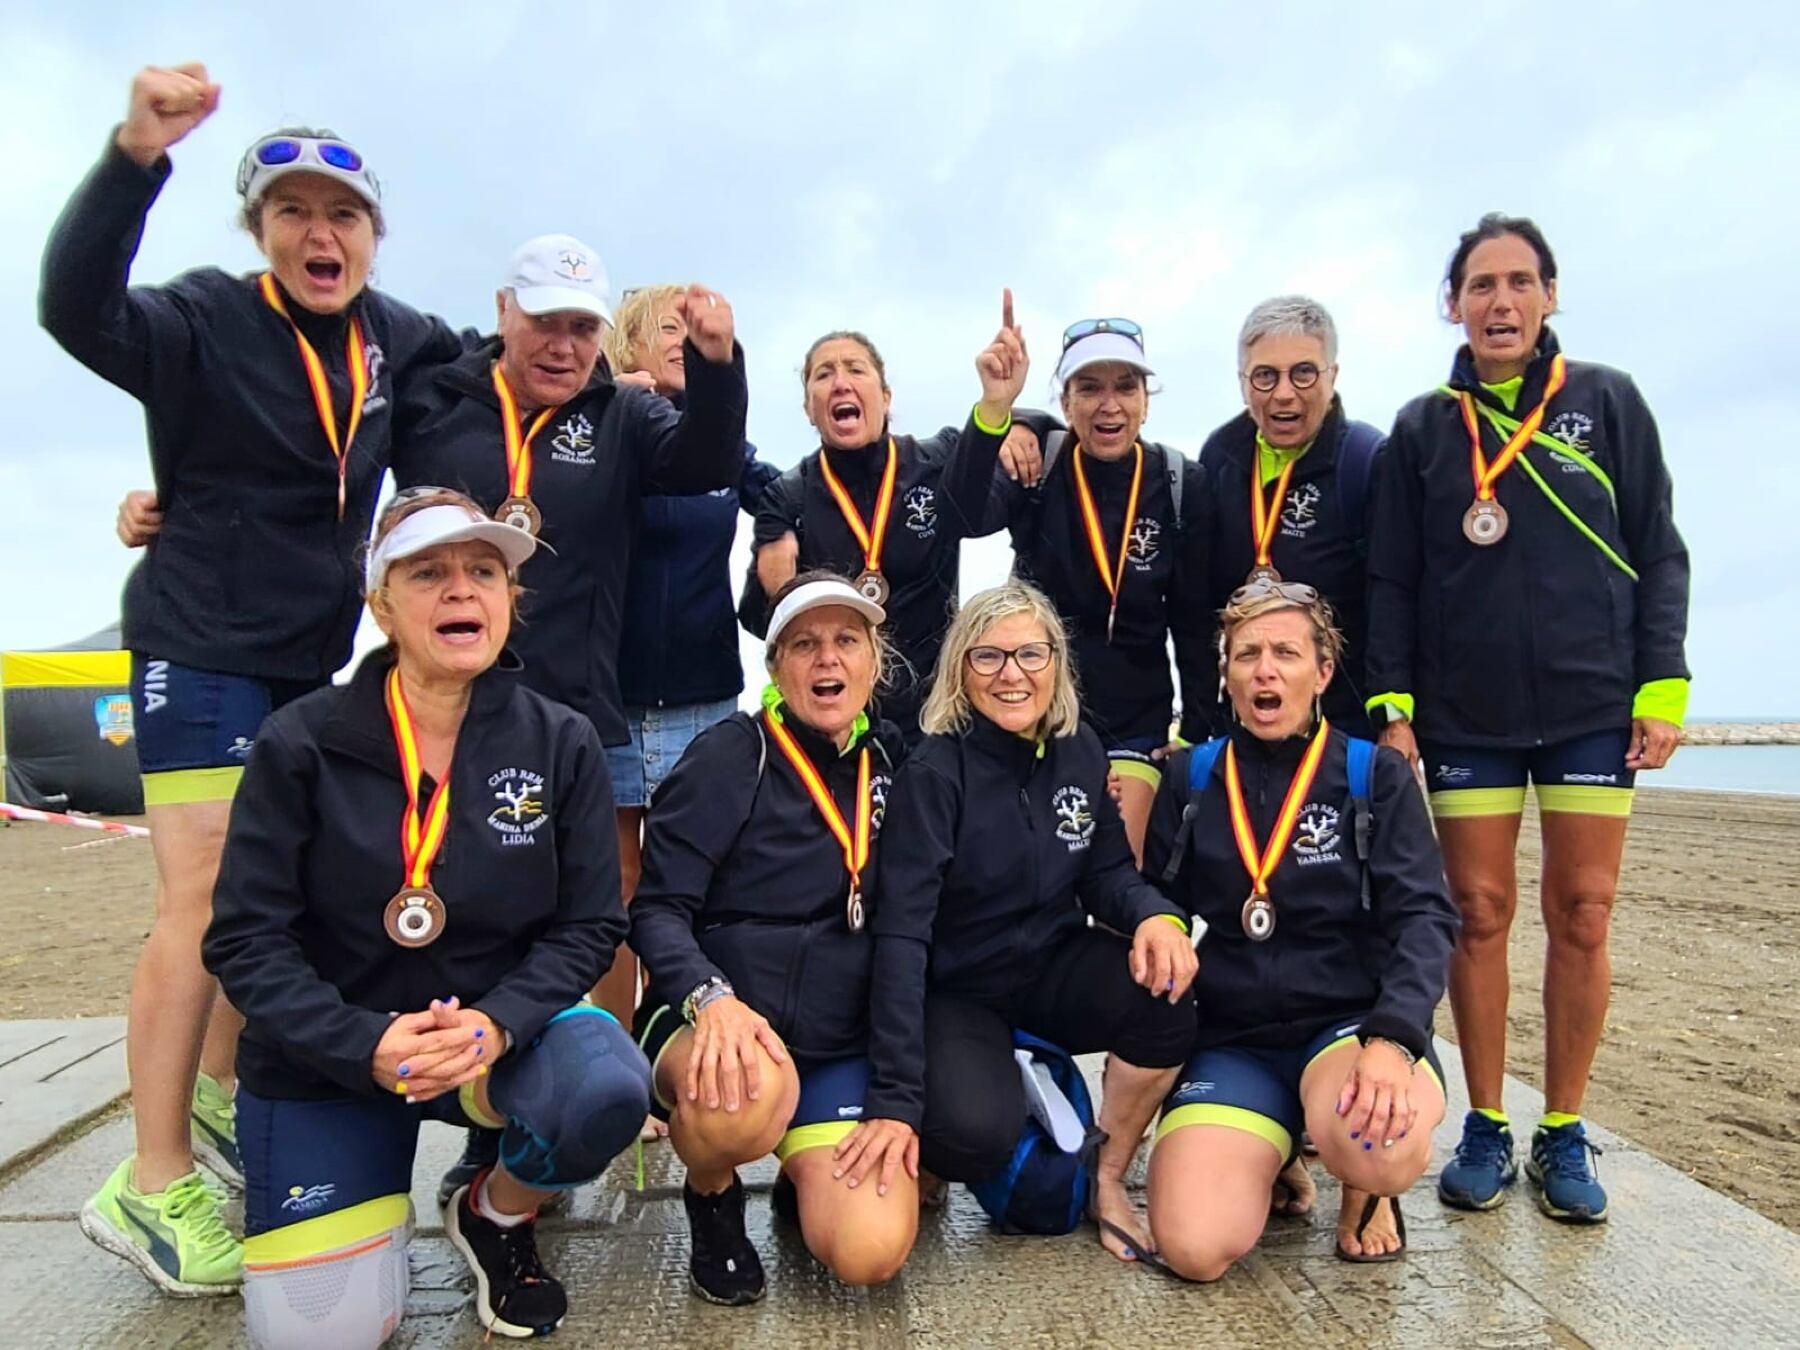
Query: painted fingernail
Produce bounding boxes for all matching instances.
[1362,1140,1373,1151]
[1399,1131,1409,1139]
[475,1045,485,1057]
[394,1082,408,1095]
[1383,1139,1395,1149]
[1350,1131,1359,1139]
[477,1064,488,1076]
[398,1064,410,1077]
[474,1027,485,1039]
[1124,1247,1136,1259]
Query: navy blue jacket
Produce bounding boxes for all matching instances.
[618,413,780,708]
[40,139,464,681]
[392,340,748,745]
[1145,725,1458,1061]
[1365,330,1690,748]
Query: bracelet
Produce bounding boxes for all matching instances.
[1365,1035,1418,1067]
[682,976,734,1025]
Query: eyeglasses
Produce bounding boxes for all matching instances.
[967,642,1056,676]
[1243,362,1326,393]
[1061,318,1144,352]
[1229,578,1320,606]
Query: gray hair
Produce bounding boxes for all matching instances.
[1237,295,1338,367]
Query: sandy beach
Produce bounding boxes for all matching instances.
[3,785,1797,1230]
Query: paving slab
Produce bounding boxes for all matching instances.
[3,1024,1799,1348]
[0,1016,125,1173]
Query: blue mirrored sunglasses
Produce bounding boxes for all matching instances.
[254,138,364,172]
[1061,318,1144,351]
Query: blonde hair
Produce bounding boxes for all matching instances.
[920,582,1081,739]
[1218,589,1344,670]
[604,284,684,377]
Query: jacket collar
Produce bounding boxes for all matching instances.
[1447,325,1565,410]
[434,336,617,413]
[318,645,526,777]
[1214,398,1347,479]
[965,709,1049,776]
[1226,718,1321,770]
[760,686,871,765]
[819,425,896,482]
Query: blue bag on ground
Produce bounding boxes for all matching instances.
[966,1032,1104,1235]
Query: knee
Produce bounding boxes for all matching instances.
[676,1065,798,1164]
[1150,1219,1252,1284]
[1455,884,1516,943]
[819,1223,915,1287]
[921,1097,1019,1182]
[1319,1138,1431,1198]
[1546,890,1615,953]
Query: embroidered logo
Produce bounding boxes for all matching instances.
[1176,1080,1217,1097]
[1281,481,1321,534]
[870,772,893,834]
[488,768,549,846]
[904,484,937,537]
[556,249,593,282]
[1127,515,1162,568]
[281,1183,337,1215]
[94,694,134,746]
[1052,785,1095,850]
[1546,410,1593,453]
[550,413,596,464]
[361,341,388,415]
[227,736,254,760]
[1434,764,1473,784]
[1292,802,1342,864]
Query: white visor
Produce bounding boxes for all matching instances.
[366,503,538,593]
[1055,331,1155,385]
[766,578,886,651]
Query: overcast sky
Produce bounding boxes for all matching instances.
[2,1,1793,717]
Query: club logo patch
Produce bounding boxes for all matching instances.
[1127,515,1162,568]
[1292,801,1342,864]
[1546,410,1593,453]
[488,768,549,846]
[551,413,595,464]
[870,772,893,834]
[361,341,388,415]
[1052,785,1095,850]
[904,484,937,537]
[1281,481,1321,534]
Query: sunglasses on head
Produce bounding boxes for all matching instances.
[1230,578,1320,607]
[1060,318,1144,352]
[254,137,364,172]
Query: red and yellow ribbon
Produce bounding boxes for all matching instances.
[1224,719,1332,901]
[385,667,453,890]
[258,272,368,518]
[490,364,559,501]
[765,710,872,899]
[818,438,899,576]
[1071,440,1144,631]
[1456,353,1567,502]
[1250,458,1298,568]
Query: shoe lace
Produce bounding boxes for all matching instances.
[1454,1118,1509,1169]
[160,1175,238,1256]
[1541,1128,1604,1181]
[497,1220,548,1288]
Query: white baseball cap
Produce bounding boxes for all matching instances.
[503,234,614,322]
[766,578,886,651]
[366,500,539,593]
[1055,321,1155,385]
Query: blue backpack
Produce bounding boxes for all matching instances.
[1162,735,1377,906]
[966,1031,1102,1235]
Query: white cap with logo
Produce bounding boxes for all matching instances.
[503,234,614,323]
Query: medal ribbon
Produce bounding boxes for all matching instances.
[490,364,558,500]
[1456,353,1567,502]
[1249,457,1298,568]
[765,711,872,898]
[1224,719,1332,901]
[1070,440,1144,620]
[818,438,899,575]
[258,272,368,518]
[385,667,453,890]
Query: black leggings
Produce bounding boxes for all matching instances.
[919,928,1195,1182]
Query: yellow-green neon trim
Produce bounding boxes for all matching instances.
[1112,757,1163,788]
[1535,784,1635,818]
[1155,913,1190,935]
[775,1119,858,1162]
[1365,692,1415,722]
[1633,678,1689,727]
[459,1080,505,1130]
[1304,1034,1444,1092]
[1429,785,1527,819]
[1254,432,1313,487]
[1511,453,1639,581]
[244,1193,410,1265]
[971,404,1013,436]
[1480,376,1524,412]
[1154,1102,1290,1157]
[142,765,244,806]
[1471,400,1619,506]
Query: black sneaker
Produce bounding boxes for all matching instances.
[683,1176,766,1305]
[439,1128,502,1209]
[445,1181,567,1339]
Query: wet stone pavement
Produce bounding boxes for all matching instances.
[2,1037,1797,1348]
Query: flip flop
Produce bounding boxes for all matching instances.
[1335,1192,1406,1263]
[1090,1210,1179,1277]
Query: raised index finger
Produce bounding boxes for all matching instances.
[1002,287,1015,333]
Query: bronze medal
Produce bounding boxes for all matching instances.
[497,495,542,536]
[385,885,446,948]
[1241,893,1276,942]
[853,570,890,606]
[1462,499,1508,547]
[846,881,866,932]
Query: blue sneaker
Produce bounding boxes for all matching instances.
[1438,1111,1518,1211]
[1527,1121,1608,1223]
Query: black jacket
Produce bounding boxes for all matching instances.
[392,338,748,745]
[974,421,1214,745]
[1144,726,1458,1060]
[746,421,997,736]
[873,715,1185,1122]
[203,648,623,1101]
[629,709,913,1120]
[1365,330,1690,748]
[40,139,465,682]
[1197,401,1381,734]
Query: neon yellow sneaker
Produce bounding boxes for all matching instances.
[191,1072,243,1191]
[79,1159,242,1296]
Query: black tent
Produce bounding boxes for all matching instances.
[1,625,142,814]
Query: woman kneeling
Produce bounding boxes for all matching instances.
[631,573,918,1305]
[1143,581,1459,1277]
